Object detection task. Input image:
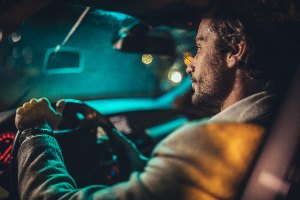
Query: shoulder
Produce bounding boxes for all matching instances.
[153,121,265,160]
[144,121,266,199]
[161,120,265,145]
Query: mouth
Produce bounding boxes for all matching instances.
[191,79,196,89]
[190,77,199,91]
[190,77,196,84]
[192,82,196,88]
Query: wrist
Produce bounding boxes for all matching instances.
[19,127,54,144]
[34,122,52,130]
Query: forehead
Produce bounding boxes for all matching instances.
[195,18,217,42]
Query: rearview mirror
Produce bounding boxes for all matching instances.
[113,21,175,56]
[113,35,175,56]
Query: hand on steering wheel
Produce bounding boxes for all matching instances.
[10,98,148,197]
[15,97,65,131]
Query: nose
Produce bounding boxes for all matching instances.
[186,59,195,75]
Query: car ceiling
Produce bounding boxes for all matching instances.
[0,0,214,39]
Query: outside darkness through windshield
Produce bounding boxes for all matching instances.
[0,2,194,111]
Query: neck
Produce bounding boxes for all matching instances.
[220,70,262,111]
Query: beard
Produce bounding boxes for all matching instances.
[191,53,235,109]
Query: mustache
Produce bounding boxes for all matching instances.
[190,77,196,82]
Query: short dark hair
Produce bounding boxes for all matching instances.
[206,1,299,94]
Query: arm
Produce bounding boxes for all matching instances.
[15,98,265,200]
[15,98,184,200]
[17,132,151,200]
[16,124,214,200]
[15,98,154,200]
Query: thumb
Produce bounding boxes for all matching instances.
[55,99,65,114]
[47,99,65,129]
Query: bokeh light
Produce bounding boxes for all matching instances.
[142,54,153,65]
[183,52,193,67]
[11,32,22,43]
[168,71,182,83]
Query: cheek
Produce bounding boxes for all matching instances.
[192,55,204,76]
[191,51,202,67]
[194,61,217,91]
[193,59,209,82]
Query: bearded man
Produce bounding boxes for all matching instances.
[13,1,298,199]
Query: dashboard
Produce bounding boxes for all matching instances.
[0,132,14,171]
[0,111,16,173]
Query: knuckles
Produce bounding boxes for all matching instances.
[15,97,63,130]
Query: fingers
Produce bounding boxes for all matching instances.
[38,97,56,115]
[17,98,39,114]
[30,98,38,104]
[38,97,48,102]
[47,100,65,128]
[22,102,30,108]
[39,98,63,128]
[38,97,50,108]
[16,98,47,130]
[15,97,61,130]
[16,107,23,114]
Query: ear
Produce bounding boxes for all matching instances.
[226,40,247,68]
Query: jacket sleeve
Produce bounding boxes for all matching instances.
[17,122,265,200]
[17,134,154,200]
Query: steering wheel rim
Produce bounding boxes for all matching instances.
[60,100,132,182]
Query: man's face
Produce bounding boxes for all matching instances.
[186,18,235,108]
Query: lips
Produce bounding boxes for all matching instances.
[190,77,196,88]
[190,77,196,83]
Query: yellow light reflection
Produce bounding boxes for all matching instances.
[142,54,153,65]
[183,52,193,67]
[177,122,265,199]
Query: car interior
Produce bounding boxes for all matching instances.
[0,0,299,199]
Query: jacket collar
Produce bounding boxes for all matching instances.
[210,91,276,124]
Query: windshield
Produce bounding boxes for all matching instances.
[0,2,196,111]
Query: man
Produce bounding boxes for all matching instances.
[13,1,298,200]
[187,17,279,126]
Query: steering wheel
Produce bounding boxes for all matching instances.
[9,99,146,197]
